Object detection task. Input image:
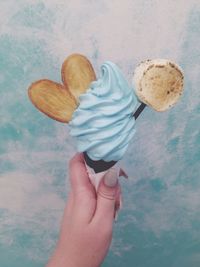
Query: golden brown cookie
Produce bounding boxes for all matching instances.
[28,79,77,123]
[28,54,96,122]
[62,53,96,101]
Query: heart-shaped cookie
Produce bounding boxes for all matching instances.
[28,79,77,122]
[28,54,96,123]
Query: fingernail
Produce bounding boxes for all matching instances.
[104,168,118,187]
[120,168,128,179]
[114,210,118,222]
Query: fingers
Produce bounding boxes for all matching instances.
[69,153,89,191]
[92,167,120,228]
[119,168,128,179]
[69,153,96,223]
[114,186,122,220]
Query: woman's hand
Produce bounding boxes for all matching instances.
[46,153,121,267]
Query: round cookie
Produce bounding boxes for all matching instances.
[133,59,184,111]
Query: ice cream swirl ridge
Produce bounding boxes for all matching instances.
[69,61,138,162]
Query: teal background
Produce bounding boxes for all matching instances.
[0,0,200,266]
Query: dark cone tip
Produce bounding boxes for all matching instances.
[83,152,117,173]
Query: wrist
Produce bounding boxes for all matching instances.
[46,246,71,267]
[47,246,101,267]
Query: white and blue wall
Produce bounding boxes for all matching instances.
[0,1,200,266]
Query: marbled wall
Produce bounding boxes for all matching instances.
[0,1,200,266]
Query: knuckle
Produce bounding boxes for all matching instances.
[98,188,117,200]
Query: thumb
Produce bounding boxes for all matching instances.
[93,167,119,225]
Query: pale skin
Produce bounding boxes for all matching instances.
[46,153,125,267]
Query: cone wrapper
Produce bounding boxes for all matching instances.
[85,162,120,191]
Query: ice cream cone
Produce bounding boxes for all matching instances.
[83,152,121,219]
[83,151,118,188]
[83,152,116,173]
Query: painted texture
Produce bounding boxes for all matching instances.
[0,0,200,266]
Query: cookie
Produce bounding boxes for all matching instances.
[28,54,96,122]
[133,59,184,111]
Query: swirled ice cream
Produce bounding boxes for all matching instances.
[69,61,138,162]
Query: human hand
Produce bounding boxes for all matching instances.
[46,153,122,267]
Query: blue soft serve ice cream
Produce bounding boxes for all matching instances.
[69,61,138,162]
